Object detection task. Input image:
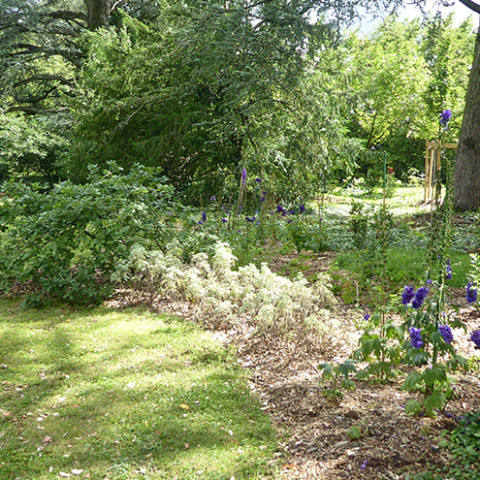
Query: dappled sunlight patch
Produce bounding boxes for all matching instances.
[0,298,276,480]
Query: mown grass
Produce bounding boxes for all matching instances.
[0,297,277,480]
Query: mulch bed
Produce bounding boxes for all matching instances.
[107,251,480,480]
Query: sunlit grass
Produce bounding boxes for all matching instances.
[0,297,276,480]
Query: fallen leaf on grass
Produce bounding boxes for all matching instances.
[184,443,190,449]
[59,472,70,478]
[42,436,53,443]
[179,404,190,410]
[71,469,83,475]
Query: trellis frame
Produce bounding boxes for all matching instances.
[424,140,458,203]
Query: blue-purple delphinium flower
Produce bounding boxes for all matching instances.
[299,204,305,213]
[255,177,262,183]
[245,216,256,222]
[471,329,480,349]
[440,109,452,126]
[412,286,429,310]
[202,211,207,223]
[210,195,216,202]
[439,324,453,344]
[221,218,227,223]
[287,219,293,224]
[402,285,415,305]
[446,259,452,280]
[198,221,203,225]
[288,208,296,215]
[360,460,367,470]
[466,282,478,303]
[409,327,424,349]
[276,205,286,215]
[260,191,267,202]
[364,314,370,321]
[241,168,247,185]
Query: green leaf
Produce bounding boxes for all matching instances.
[424,392,446,417]
[404,399,422,415]
[347,426,362,440]
[404,372,422,391]
[422,366,447,387]
[338,360,357,378]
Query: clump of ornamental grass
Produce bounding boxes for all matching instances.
[113,241,337,357]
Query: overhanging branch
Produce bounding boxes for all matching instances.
[457,0,480,14]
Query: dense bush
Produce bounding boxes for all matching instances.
[0,164,175,305]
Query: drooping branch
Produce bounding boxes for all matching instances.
[7,43,84,68]
[457,0,480,14]
[13,75,75,89]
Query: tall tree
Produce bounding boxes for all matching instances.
[454,0,480,210]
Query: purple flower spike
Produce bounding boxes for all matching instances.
[409,327,424,349]
[439,324,453,344]
[241,168,247,185]
[466,282,478,304]
[202,211,207,223]
[440,109,452,126]
[412,286,429,310]
[299,204,305,213]
[446,259,452,280]
[471,330,480,349]
[402,285,415,305]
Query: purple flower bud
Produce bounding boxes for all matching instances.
[210,195,216,202]
[466,282,477,303]
[402,285,415,305]
[409,327,424,349]
[439,324,453,344]
[299,204,305,213]
[440,109,452,126]
[241,169,247,185]
[221,218,227,223]
[446,259,452,280]
[255,177,262,183]
[412,286,429,310]
[471,330,480,349]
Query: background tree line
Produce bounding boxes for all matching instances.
[0,0,477,207]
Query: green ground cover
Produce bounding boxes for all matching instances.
[0,298,276,480]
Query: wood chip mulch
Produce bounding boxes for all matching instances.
[107,252,480,480]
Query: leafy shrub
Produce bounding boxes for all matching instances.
[0,163,175,305]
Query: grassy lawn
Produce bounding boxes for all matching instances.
[0,297,276,480]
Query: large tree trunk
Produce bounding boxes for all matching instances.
[454,22,480,211]
[85,0,111,30]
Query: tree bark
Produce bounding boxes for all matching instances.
[454,21,480,211]
[85,0,111,30]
